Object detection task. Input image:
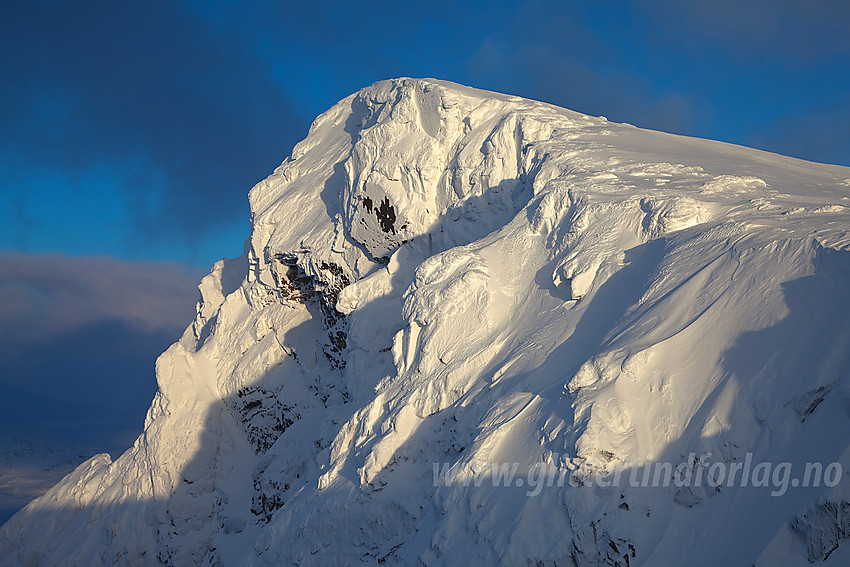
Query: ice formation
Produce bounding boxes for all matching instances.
[3,78,850,566]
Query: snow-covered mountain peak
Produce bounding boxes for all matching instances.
[3,79,850,566]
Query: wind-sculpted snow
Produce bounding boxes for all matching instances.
[4,78,850,566]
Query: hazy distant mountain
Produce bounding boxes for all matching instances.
[3,78,850,566]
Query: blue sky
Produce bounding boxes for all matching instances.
[2,0,848,267]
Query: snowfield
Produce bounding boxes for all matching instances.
[3,78,850,566]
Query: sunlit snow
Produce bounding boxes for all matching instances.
[3,78,850,566]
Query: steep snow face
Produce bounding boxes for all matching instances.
[4,78,850,566]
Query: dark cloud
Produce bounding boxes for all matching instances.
[457,0,848,163]
[461,2,699,134]
[633,0,850,63]
[0,252,204,450]
[0,1,307,254]
[472,44,698,134]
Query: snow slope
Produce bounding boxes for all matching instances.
[3,78,850,566]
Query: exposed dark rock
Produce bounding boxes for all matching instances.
[233,385,299,454]
[792,499,850,562]
[271,254,350,371]
[375,197,396,234]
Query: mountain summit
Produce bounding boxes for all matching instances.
[3,78,850,566]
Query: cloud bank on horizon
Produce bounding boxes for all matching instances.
[0,252,203,523]
[0,252,202,450]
